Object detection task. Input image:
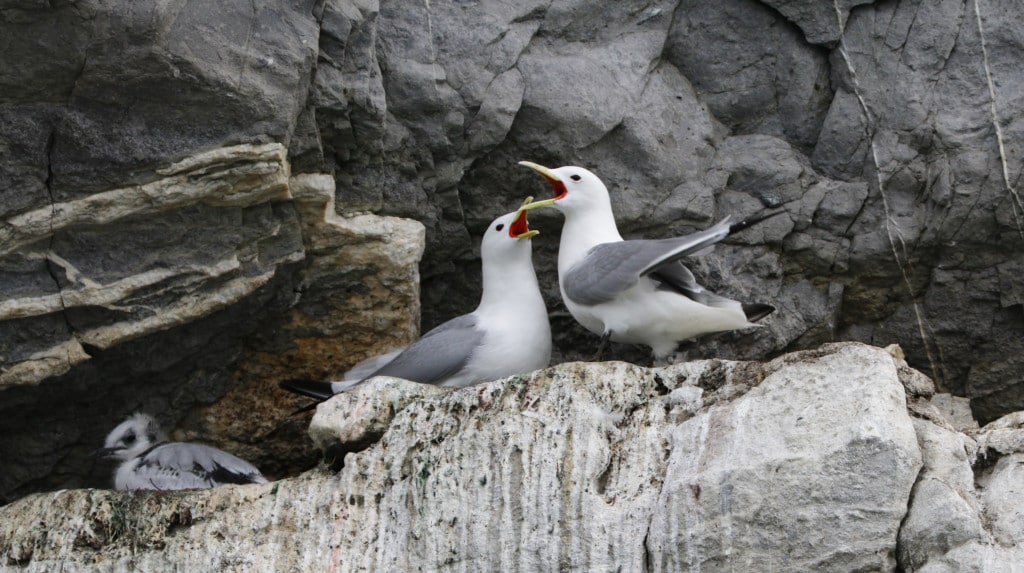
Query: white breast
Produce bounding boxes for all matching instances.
[451,303,552,388]
[564,276,755,358]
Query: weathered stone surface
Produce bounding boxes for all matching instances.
[666,0,832,152]
[0,343,932,571]
[761,0,876,45]
[307,376,448,456]
[0,155,424,502]
[0,143,297,387]
[4,0,1024,526]
[187,174,426,481]
[898,410,1024,571]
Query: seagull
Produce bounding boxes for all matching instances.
[279,202,552,400]
[94,413,268,490]
[519,161,780,362]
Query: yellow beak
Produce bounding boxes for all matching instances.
[512,197,541,240]
[518,161,564,209]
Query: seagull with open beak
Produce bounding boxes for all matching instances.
[281,199,552,400]
[518,161,780,363]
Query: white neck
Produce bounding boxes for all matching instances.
[477,247,544,312]
[558,204,623,276]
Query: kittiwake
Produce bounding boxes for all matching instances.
[94,413,268,490]
[279,201,552,400]
[519,161,780,361]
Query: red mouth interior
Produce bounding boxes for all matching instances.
[544,175,568,200]
[509,210,530,237]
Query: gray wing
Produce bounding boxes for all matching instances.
[343,348,406,381]
[133,443,267,490]
[648,262,742,309]
[366,314,484,385]
[564,219,732,306]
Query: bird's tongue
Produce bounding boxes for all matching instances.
[509,209,530,237]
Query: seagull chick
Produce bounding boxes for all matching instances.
[519,161,780,362]
[95,413,267,491]
[280,202,552,400]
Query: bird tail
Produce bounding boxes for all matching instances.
[342,348,404,381]
[729,210,786,235]
[742,302,776,323]
[278,378,337,401]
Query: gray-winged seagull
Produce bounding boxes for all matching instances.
[279,202,552,400]
[519,161,779,362]
[95,413,267,490]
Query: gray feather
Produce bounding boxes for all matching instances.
[564,220,731,306]
[367,314,484,384]
[128,442,267,490]
[649,263,741,309]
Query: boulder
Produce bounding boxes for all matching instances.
[0,343,946,571]
[3,0,1024,515]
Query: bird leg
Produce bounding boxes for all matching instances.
[590,330,613,362]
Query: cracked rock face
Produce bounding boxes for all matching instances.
[2,0,1024,513]
[303,0,1024,425]
[9,342,1015,571]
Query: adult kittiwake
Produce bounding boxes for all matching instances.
[279,202,552,400]
[94,413,268,490]
[519,161,780,361]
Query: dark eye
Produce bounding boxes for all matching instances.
[495,223,504,232]
[570,174,581,181]
[123,432,136,444]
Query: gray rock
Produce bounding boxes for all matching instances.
[0,143,299,387]
[898,410,1024,572]
[4,0,1024,510]
[307,376,448,455]
[0,153,425,502]
[0,343,930,571]
[666,0,832,152]
[647,343,921,572]
[761,0,877,45]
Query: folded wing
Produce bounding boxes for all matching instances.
[564,218,733,306]
[369,314,484,384]
[127,443,266,490]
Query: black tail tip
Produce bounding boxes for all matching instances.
[729,210,786,235]
[742,302,776,323]
[278,378,333,401]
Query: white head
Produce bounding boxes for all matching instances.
[475,202,545,310]
[517,162,613,217]
[479,202,540,264]
[95,413,168,461]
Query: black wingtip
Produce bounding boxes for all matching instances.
[729,210,786,235]
[208,465,267,486]
[742,302,776,323]
[278,378,335,401]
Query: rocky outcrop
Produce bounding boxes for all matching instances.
[2,0,1024,513]
[0,143,297,388]
[0,143,424,502]
[0,343,1014,572]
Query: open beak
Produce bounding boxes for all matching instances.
[518,161,564,209]
[510,197,540,240]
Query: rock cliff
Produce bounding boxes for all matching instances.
[1,0,1023,547]
[2,343,1023,571]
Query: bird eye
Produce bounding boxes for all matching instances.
[123,432,136,444]
[495,223,505,232]
[570,174,582,181]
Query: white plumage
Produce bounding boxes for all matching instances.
[520,161,778,361]
[279,206,551,400]
[96,413,267,491]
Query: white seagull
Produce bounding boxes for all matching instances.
[279,202,552,400]
[519,161,779,362]
[95,413,267,490]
